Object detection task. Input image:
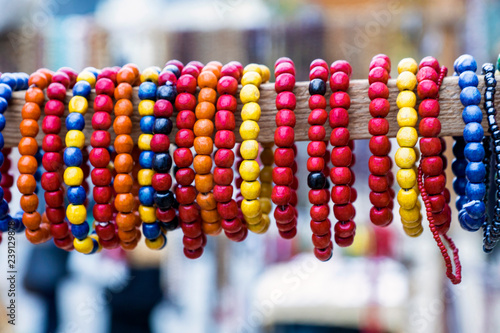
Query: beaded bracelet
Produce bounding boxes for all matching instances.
[272,58,298,239]
[18,69,54,244]
[257,141,274,234]
[307,59,332,261]
[367,54,394,227]
[215,62,247,241]
[329,60,356,247]
[395,58,422,236]
[481,62,500,252]
[175,62,205,259]
[455,55,487,231]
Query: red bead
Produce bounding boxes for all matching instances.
[310,204,329,221]
[368,175,389,192]
[272,167,293,186]
[369,135,391,155]
[44,100,65,116]
[214,149,234,168]
[368,82,389,99]
[369,207,393,226]
[176,186,196,205]
[330,92,351,109]
[175,168,195,186]
[158,71,177,86]
[274,148,294,167]
[46,207,65,224]
[217,76,238,95]
[215,111,235,130]
[307,157,324,172]
[419,117,441,137]
[217,95,238,112]
[41,172,61,192]
[369,190,391,207]
[153,100,174,119]
[330,127,350,146]
[331,147,352,167]
[217,201,238,220]
[369,98,390,117]
[91,168,112,186]
[310,59,329,71]
[329,108,349,128]
[173,148,193,168]
[183,235,204,251]
[309,66,328,81]
[94,204,113,222]
[181,220,203,238]
[94,95,114,113]
[370,56,390,72]
[50,222,69,239]
[89,148,110,168]
[275,57,294,68]
[93,187,112,204]
[314,246,333,261]
[175,129,194,148]
[275,62,296,77]
[276,110,296,128]
[329,71,350,91]
[150,134,170,153]
[279,228,297,239]
[368,156,391,175]
[42,152,63,171]
[331,185,351,205]
[45,189,64,207]
[433,205,451,226]
[330,167,351,185]
[421,156,443,176]
[417,80,438,99]
[309,95,326,110]
[272,186,292,205]
[92,112,112,129]
[368,67,389,84]
[152,173,172,191]
[177,75,197,94]
[156,208,176,223]
[334,220,356,238]
[308,109,327,126]
[312,231,332,248]
[213,185,233,203]
[429,194,446,213]
[308,126,326,141]
[419,56,440,72]
[91,130,111,148]
[307,141,326,157]
[368,118,389,136]
[221,218,243,234]
[335,234,354,247]
[416,66,438,83]
[214,130,235,149]
[42,134,63,153]
[97,69,118,85]
[42,116,61,134]
[275,73,295,93]
[276,92,296,110]
[310,218,331,235]
[213,167,233,185]
[220,63,240,81]
[424,174,446,195]
[419,137,442,156]
[308,189,329,205]
[95,223,115,241]
[178,203,199,223]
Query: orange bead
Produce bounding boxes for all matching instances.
[114,153,134,173]
[201,208,219,223]
[114,174,134,193]
[194,119,214,137]
[195,174,214,193]
[196,192,217,210]
[193,155,213,174]
[115,193,135,212]
[25,227,49,244]
[113,115,133,135]
[117,68,136,85]
[22,102,42,120]
[118,228,137,243]
[18,156,38,174]
[195,101,216,120]
[25,87,45,105]
[194,136,214,155]
[114,135,134,154]
[202,221,222,236]
[114,82,133,100]
[37,68,54,84]
[18,137,38,156]
[206,61,223,71]
[20,119,39,137]
[134,211,142,227]
[17,174,37,194]
[198,71,218,89]
[120,237,139,250]
[21,194,39,213]
[114,99,133,116]
[116,212,137,231]
[28,72,49,90]
[123,63,140,78]
[198,88,217,104]
[22,211,42,230]
[203,65,221,80]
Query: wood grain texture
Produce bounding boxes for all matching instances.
[4,75,499,148]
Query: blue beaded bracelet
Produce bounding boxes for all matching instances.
[455,55,487,231]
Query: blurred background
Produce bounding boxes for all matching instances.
[1,0,500,332]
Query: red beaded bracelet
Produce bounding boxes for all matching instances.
[367,54,395,227]
[329,60,356,247]
[307,59,332,261]
[272,57,298,239]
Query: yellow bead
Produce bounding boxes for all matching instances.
[396,91,417,108]
[241,102,261,121]
[74,237,94,254]
[248,214,270,234]
[244,213,263,225]
[395,147,416,169]
[401,217,422,229]
[68,96,89,114]
[89,234,102,253]
[67,204,87,224]
[258,65,271,83]
[396,168,416,189]
[242,71,262,88]
[260,183,272,198]
[138,169,154,186]
[139,205,156,223]
[145,235,166,250]
[240,84,260,104]
[76,71,96,87]
[243,63,262,76]
[239,160,260,181]
[66,130,85,149]
[140,67,159,84]
[138,134,153,151]
[260,166,273,183]
[397,188,418,210]
[64,167,84,186]
[241,199,261,218]
[138,100,155,116]
[397,107,418,127]
[404,224,423,237]
[399,206,420,223]
[240,120,260,140]
[241,180,261,200]
[260,197,272,214]
[396,127,418,148]
[396,71,417,91]
[240,140,259,160]
[397,58,418,74]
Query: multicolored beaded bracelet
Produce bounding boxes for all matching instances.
[272,58,298,239]
[367,54,394,227]
[329,60,356,247]
[307,58,332,261]
[395,58,422,236]
[455,55,487,231]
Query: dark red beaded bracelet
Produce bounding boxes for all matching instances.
[329,60,356,247]
[272,57,298,239]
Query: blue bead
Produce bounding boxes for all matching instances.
[464,200,485,219]
[71,222,90,240]
[138,82,157,100]
[139,151,154,168]
[0,114,6,131]
[19,73,29,90]
[458,71,478,89]
[0,200,9,219]
[67,186,87,205]
[14,217,24,232]
[34,170,41,182]
[456,195,468,211]
[142,221,162,240]
[455,55,477,74]
[462,105,482,124]
[72,81,92,98]
[0,74,17,90]
[452,159,467,177]
[88,239,100,255]
[152,153,172,173]
[0,217,11,232]
[163,65,181,78]
[466,162,486,182]
[64,147,83,167]
[154,118,173,135]
[82,67,100,79]
[466,182,486,200]
[0,134,4,150]
[0,97,8,114]
[453,177,467,195]
[0,83,13,101]
[139,186,155,206]
[459,210,483,231]
[140,116,155,134]
[157,85,177,102]
[0,153,4,169]
[66,113,85,131]
[463,122,484,143]
[464,142,485,161]
[0,187,5,202]
[14,73,25,91]
[460,86,481,106]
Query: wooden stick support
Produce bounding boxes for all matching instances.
[4,75,499,148]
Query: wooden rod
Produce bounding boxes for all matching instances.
[3,75,499,148]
